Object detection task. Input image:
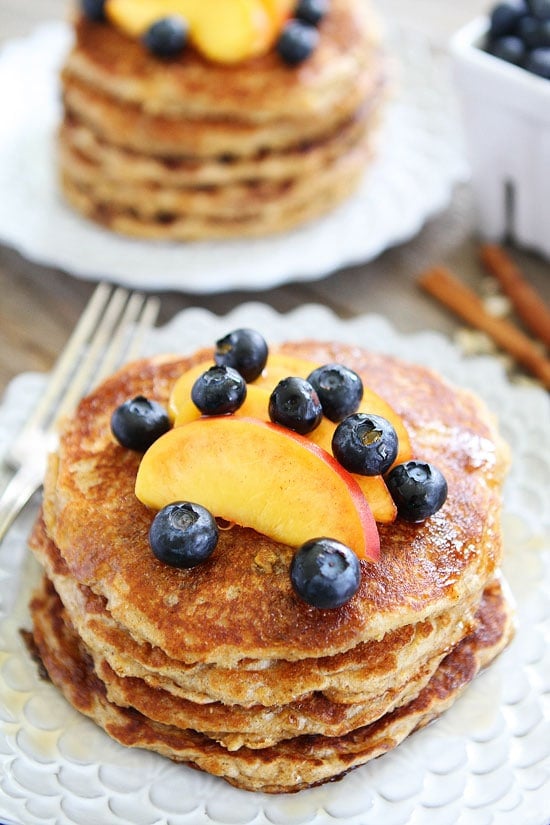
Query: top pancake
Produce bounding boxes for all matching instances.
[64,0,383,123]
[42,342,509,667]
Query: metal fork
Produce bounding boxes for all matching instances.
[0,282,160,544]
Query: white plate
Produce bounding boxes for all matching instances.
[0,304,549,825]
[0,23,468,294]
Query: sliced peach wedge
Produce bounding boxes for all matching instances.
[251,354,323,392]
[168,360,214,423]
[261,0,294,27]
[135,417,380,562]
[168,353,413,524]
[191,0,274,63]
[172,380,397,525]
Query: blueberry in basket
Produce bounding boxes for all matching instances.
[485,1,550,78]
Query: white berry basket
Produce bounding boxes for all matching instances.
[450,17,550,260]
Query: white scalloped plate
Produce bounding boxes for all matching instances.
[0,23,468,293]
[1,305,549,825]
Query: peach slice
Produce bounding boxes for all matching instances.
[168,357,314,422]
[135,417,380,561]
[169,356,405,524]
[222,384,397,524]
[251,354,323,391]
[191,0,273,63]
[168,359,214,422]
[173,384,397,524]
[172,383,396,523]
[261,0,294,27]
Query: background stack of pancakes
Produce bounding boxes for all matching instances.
[27,342,514,793]
[58,0,387,240]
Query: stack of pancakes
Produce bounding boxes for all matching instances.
[58,0,387,240]
[28,341,514,793]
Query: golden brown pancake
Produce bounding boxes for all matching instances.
[60,55,384,158]
[57,0,387,239]
[58,103,378,187]
[58,139,373,240]
[28,340,512,791]
[41,343,509,665]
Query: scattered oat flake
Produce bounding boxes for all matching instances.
[482,294,512,318]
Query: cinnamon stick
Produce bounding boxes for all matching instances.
[480,244,550,350]
[418,266,550,389]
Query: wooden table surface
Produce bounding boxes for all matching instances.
[1,0,549,394]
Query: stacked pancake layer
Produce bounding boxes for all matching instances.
[29,342,514,792]
[58,0,386,240]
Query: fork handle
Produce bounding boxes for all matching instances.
[0,465,43,544]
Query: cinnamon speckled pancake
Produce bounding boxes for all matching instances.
[59,104,378,188]
[58,0,387,239]
[40,342,509,667]
[29,339,513,791]
[60,66,384,159]
[30,575,514,793]
[58,139,373,240]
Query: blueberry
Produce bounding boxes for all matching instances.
[528,0,550,19]
[489,34,527,63]
[332,413,398,476]
[385,460,448,522]
[290,538,361,609]
[489,2,529,38]
[111,396,170,451]
[268,377,323,434]
[191,366,246,415]
[214,328,268,383]
[306,363,363,422]
[525,45,550,75]
[276,19,320,65]
[539,19,550,44]
[523,16,550,45]
[517,14,550,45]
[143,16,188,59]
[295,0,330,26]
[82,0,107,21]
[149,502,218,568]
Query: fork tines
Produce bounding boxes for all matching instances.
[0,283,160,543]
[20,283,160,442]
